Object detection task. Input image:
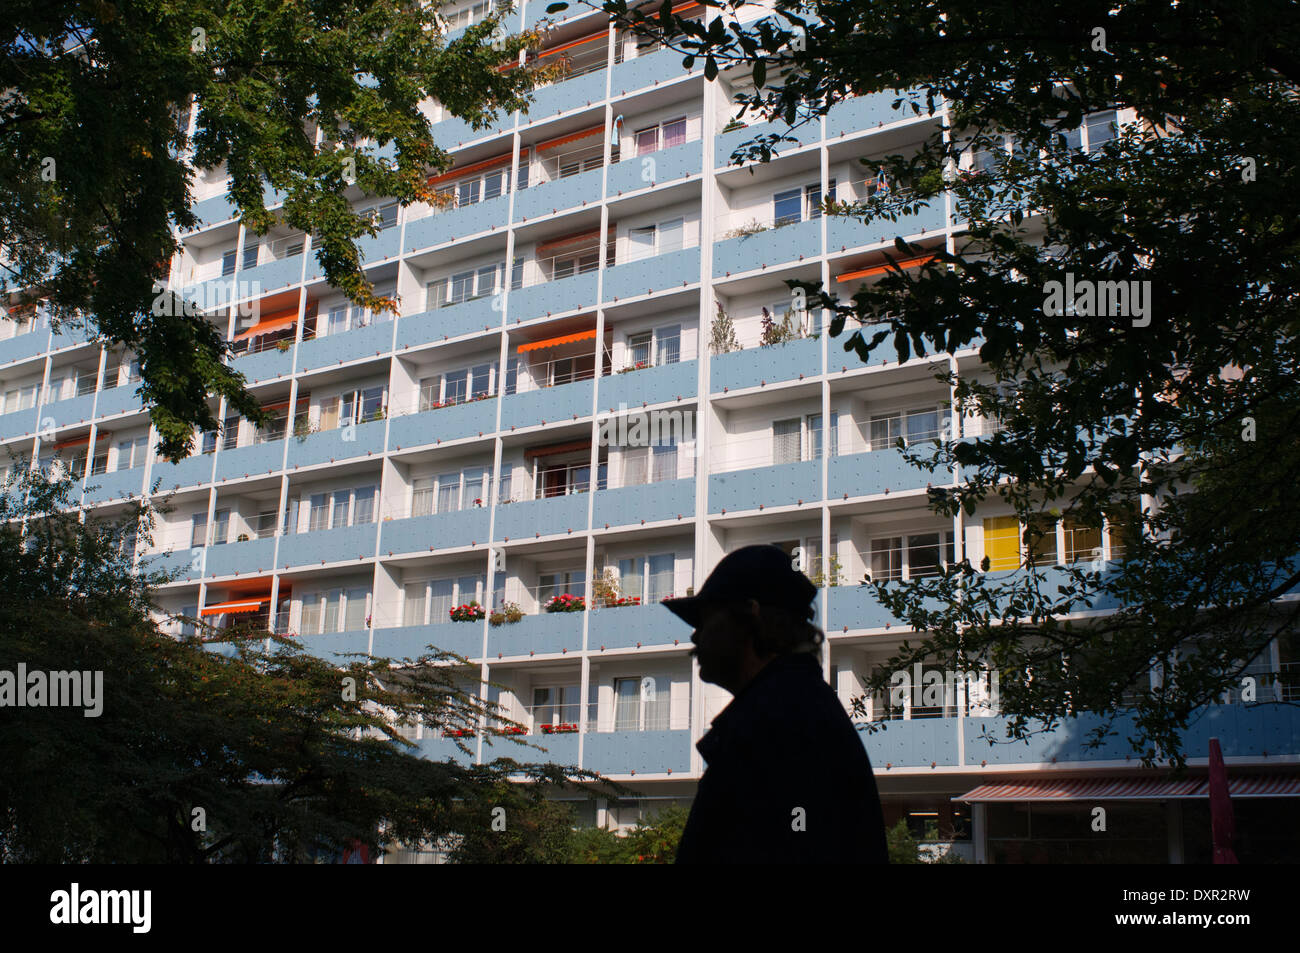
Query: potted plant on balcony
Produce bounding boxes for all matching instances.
[488,602,523,626]
[543,593,585,613]
[541,722,579,734]
[275,339,292,352]
[235,533,250,543]
[448,601,486,622]
[710,303,740,355]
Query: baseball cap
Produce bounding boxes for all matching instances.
[662,544,817,628]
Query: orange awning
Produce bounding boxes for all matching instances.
[536,228,602,256]
[836,253,940,284]
[525,439,592,460]
[53,435,91,451]
[537,31,608,59]
[957,775,1300,801]
[200,598,268,617]
[428,149,521,186]
[234,309,298,341]
[517,328,597,353]
[537,124,604,153]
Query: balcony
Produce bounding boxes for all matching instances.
[277,522,378,568]
[0,329,51,366]
[826,584,898,631]
[826,195,947,252]
[611,45,692,96]
[95,383,144,418]
[713,216,821,278]
[285,418,385,468]
[606,140,702,195]
[524,68,608,122]
[603,246,698,302]
[378,507,491,555]
[514,166,604,222]
[493,491,589,540]
[597,357,696,410]
[239,254,305,296]
[151,452,216,490]
[84,466,146,504]
[587,602,686,650]
[231,345,294,386]
[417,734,477,765]
[50,321,96,351]
[405,194,510,248]
[826,90,918,138]
[710,336,820,392]
[298,628,370,661]
[861,718,961,768]
[358,226,401,265]
[0,406,39,441]
[499,377,595,428]
[387,396,496,450]
[592,476,694,528]
[40,391,98,430]
[396,298,502,349]
[507,269,599,322]
[486,610,584,656]
[140,547,202,581]
[204,536,278,578]
[190,191,237,227]
[828,446,947,498]
[714,119,816,167]
[214,440,285,482]
[709,458,820,513]
[298,321,393,371]
[583,729,691,775]
[371,621,483,660]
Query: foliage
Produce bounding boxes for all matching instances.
[885,819,921,864]
[566,804,690,863]
[544,593,585,613]
[710,302,740,355]
[759,306,804,347]
[0,467,602,862]
[577,0,1300,766]
[449,600,486,622]
[488,602,524,626]
[1,1,552,460]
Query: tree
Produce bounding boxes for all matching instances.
[0,467,605,862]
[562,0,1300,765]
[1,1,551,459]
[566,802,689,863]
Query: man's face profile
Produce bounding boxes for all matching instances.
[691,602,759,693]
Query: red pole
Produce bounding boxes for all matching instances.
[1208,737,1238,864]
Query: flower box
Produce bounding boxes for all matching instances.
[541,723,579,734]
[449,601,486,622]
[543,593,585,613]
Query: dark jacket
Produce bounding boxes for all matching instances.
[675,652,888,863]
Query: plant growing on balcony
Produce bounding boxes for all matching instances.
[448,601,486,622]
[723,218,768,239]
[543,593,585,613]
[710,304,740,355]
[592,567,621,607]
[617,360,650,374]
[759,307,805,347]
[292,417,315,442]
[488,602,523,626]
[541,722,579,734]
[275,340,292,353]
[235,533,251,543]
[809,555,845,588]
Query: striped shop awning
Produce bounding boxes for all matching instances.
[956,775,1300,802]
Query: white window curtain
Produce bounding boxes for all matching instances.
[773,418,801,465]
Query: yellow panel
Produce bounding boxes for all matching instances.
[983,516,1020,571]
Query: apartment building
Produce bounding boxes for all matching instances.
[2,0,1297,862]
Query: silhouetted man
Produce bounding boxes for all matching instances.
[665,545,888,863]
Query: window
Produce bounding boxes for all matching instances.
[868,535,953,582]
[114,435,149,472]
[437,261,504,306]
[646,554,675,602]
[651,436,677,483]
[773,188,802,226]
[242,241,260,270]
[368,201,399,230]
[320,386,385,428]
[538,569,584,606]
[1064,517,1103,564]
[437,472,462,513]
[627,330,652,367]
[411,477,436,517]
[222,415,241,450]
[327,305,349,336]
[628,225,656,262]
[805,180,836,219]
[613,675,669,731]
[221,249,237,277]
[617,557,644,602]
[304,486,376,532]
[190,513,208,548]
[808,412,840,459]
[634,117,688,157]
[624,323,679,370]
[1084,109,1118,151]
[870,407,944,450]
[301,588,372,634]
[773,418,802,465]
[210,509,230,546]
[532,685,582,730]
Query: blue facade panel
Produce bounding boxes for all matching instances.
[596,359,697,410]
[712,217,821,277]
[152,452,216,490]
[297,322,393,371]
[606,141,702,195]
[372,622,484,660]
[285,419,385,468]
[827,584,897,631]
[42,392,98,429]
[298,629,370,661]
[358,227,401,265]
[231,346,293,385]
[493,492,589,540]
[379,509,491,555]
[240,255,303,295]
[611,47,691,96]
[406,195,510,248]
[84,467,146,504]
[524,70,608,122]
[829,447,944,498]
[862,718,961,768]
[190,192,237,226]
[396,299,501,348]
[507,271,599,321]
[583,729,692,775]
[710,337,821,391]
[826,90,918,137]
[487,611,584,657]
[204,537,278,578]
[94,384,144,418]
[513,168,603,222]
[387,398,496,449]
[709,459,820,512]
[603,247,698,301]
[592,478,694,528]
[520,731,579,765]
[827,199,947,251]
[714,120,812,166]
[0,331,52,366]
[215,441,284,482]
[277,522,377,568]
[499,379,594,427]
[0,407,39,441]
[587,604,686,650]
